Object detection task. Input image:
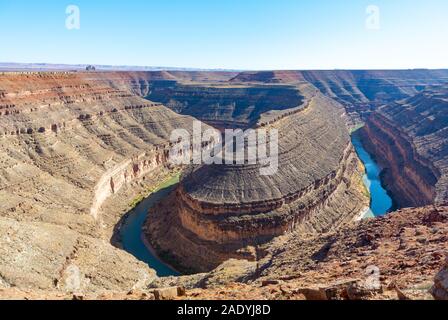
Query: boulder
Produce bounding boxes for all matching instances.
[262,280,283,287]
[346,281,383,300]
[153,286,185,300]
[297,279,358,300]
[431,258,448,300]
[296,287,328,300]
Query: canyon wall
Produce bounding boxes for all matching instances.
[360,87,448,207]
[72,69,448,127]
[230,69,448,124]
[0,72,204,229]
[145,84,369,273]
[145,82,304,128]
[51,69,448,127]
[2,69,447,295]
[227,70,448,208]
[0,72,211,291]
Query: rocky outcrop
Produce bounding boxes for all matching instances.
[145,85,369,273]
[256,206,448,285]
[431,258,448,300]
[360,87,448,207]
[1,203,446,300]
[0,217,156,293]
[183,206,448,300]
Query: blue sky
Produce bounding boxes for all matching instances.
[0,0,447,70]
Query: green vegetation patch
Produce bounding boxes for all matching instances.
[128,172,181,209]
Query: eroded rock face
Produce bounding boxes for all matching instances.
[229,69,448,125]
[146,82,305,129]
[145,85,369,273]
[0,217,157,293]
[3,70,447,299]
[0,72,211,228]
[0,72,211,292]
[182,206,448,300]
[431,258,448,300]
[360,87,448,207]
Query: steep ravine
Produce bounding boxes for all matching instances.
[118,174,181,277]
[351,132,393,217]
[0,72,212,292]
[1,71,448,299]
[144,85,369,274]
[360,114,437,207]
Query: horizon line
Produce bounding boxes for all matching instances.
[1,61,448,73]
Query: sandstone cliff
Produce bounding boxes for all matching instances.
[145,84,369,273]
[0,72,211,292]
[360,87,448,207]
[146,82,305,129]
[230,69,448,125]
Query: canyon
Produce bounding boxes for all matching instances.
[0,69,448,299]
[144,83,369,273]
[229,69,448,125]
[0,72,209,291]
[361,87,448,208]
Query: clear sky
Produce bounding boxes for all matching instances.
[0,0,447,70]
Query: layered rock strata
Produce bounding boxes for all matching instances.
[1,70,448,299]
[229,69,448,124]
[186,206,448,300]
[0,206,446,300]
[0,72,210,291]
[145,82,305,129]
[75,70,448,127]
[145,85,369,273]
[360,87,448,207]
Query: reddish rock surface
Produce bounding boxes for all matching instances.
[361,87,448,207]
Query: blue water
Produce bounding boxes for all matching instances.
[120,178,180,277]
[121,135,392,273]
[352,134,393,217]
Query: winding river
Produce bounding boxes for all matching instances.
[120,174,181,277]
[120,132,392,276]
[351,132,393,218]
